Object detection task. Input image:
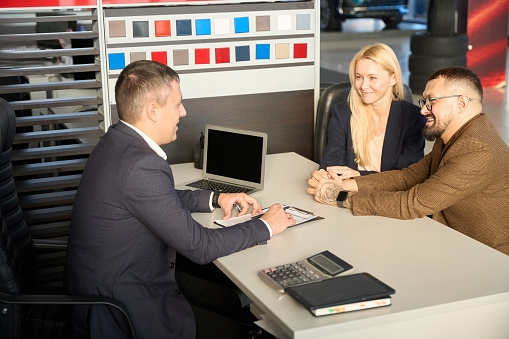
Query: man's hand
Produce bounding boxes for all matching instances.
[326,166,360,179]
[217,193,262,220]
[306,170,343,206]
[260,204,296,236]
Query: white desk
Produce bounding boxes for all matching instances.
[172,152,509,339]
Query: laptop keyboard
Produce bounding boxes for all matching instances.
[185,179,253,193]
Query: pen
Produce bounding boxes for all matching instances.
[252,206,289,219]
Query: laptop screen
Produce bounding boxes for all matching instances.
[203,125,267,188]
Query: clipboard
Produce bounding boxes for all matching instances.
[215,205,324,228]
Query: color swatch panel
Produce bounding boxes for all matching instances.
[106,14,312,40]
[104,5,315,102]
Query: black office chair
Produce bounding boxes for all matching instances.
[0,98,135,339]
[314,82,414,164]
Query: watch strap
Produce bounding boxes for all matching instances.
[336,191,349,208]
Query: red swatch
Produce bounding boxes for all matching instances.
[215,47,230,64]
[155,20,171,37]
[294,43,307,59]
[151,51,167,65]
[195,48,210,64]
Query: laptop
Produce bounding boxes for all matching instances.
[183,125,267,194]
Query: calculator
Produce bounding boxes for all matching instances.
[258,251,353,293]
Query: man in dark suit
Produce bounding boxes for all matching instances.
[66,60,295,338]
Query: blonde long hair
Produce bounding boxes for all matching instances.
[348,44,404,167]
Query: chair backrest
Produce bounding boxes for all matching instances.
[0,212,25,339]
[313,82,414,164]
[0,101,134,338]
[0,98,36,294]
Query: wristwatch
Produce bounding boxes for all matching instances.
[336,191,349,208]
[212,191,221,209]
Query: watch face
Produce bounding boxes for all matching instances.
[337,191,349,202]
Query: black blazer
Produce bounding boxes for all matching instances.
[320,100,426,175]
[66,122,270,338]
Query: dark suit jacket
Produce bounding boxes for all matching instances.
[66,122,270,338]
[320,100,426,175]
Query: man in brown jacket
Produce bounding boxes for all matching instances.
[307,67,509,255]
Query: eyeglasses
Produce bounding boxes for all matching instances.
[418,95,473,111]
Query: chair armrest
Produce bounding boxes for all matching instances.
[33,239,68,250]
[0,291,135,339]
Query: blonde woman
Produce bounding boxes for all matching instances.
[320,44,425,178]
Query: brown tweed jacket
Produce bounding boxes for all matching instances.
[352,114,509,255]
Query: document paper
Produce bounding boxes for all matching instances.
[215,206,317,227]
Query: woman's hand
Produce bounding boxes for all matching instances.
[326,166,360,179]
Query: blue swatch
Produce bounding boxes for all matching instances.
[235,46,250,61]
[176,20,192,36]
[109,53,125,70]
[196,19,211,35]
[256,44,270,59]
[234,17,249,34]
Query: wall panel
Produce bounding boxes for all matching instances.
[103,1,317,163]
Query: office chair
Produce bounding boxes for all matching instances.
[314,82,414,164]
[0,98,135,339]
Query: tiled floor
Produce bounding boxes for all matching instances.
[319,19,509,147]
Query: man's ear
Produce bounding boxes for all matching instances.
[145,101,158,122]
[457,94,469,114]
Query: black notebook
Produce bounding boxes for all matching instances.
[285,273,395,316]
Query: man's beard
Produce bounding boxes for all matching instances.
[422,113,449,141]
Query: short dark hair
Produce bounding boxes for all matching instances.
[429,66,483,102]
[115,60,180,123]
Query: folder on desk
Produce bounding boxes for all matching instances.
[285,273,395,317]
[215,205,323,227]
